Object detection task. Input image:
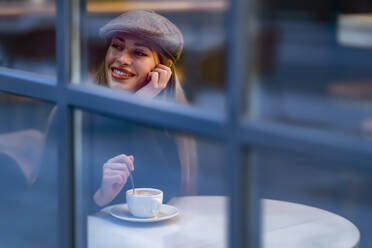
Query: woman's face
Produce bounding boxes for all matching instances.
[105,34,158,92]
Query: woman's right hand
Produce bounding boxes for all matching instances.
[135,64,172,98]
[94,154,134,207]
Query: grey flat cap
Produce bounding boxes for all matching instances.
[100,10,184,62]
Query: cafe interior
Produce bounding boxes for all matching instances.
[0,0,371,247]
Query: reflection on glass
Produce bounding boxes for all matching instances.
[0,0,56,76]
[0,92,57,247]
[253,148,367,247]
[249,1,372,137]
[77,110,228,247]
[82,1,227,112]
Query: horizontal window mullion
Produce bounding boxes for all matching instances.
[0,68,57,101]
[2,71,369,167]
[239,121,372,168]
[65,84,227,138]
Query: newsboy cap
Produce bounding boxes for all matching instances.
[99,10,184,62]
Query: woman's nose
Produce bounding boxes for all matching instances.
[116,50,131,65]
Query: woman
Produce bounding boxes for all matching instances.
[92,10,197,207]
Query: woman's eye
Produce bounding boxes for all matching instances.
[135,50,147,57]
[111,43,123,51]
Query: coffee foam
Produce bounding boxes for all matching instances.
[128,189,158,196]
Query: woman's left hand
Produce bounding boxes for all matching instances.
[135,64,172,98]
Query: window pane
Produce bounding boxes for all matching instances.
[77,0,228,114]
[0,92,58,247]
[0,0,56,76]
[250,148,365,247]
[248,0,372,138]
[75,110,228,247]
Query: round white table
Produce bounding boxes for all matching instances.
[88,196,360,248]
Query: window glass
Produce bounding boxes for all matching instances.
[0,92,58,247]
[248,0,372,138]
[79,0,228,113]
[250,148,366,247]
[75,109,228,247]
[0,0,56,76]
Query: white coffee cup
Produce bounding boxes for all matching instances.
[126,188,163,218]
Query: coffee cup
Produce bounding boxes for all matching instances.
[126,188,163,218]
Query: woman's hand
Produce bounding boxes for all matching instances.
[135,64,172,98]
[94,154,134,207]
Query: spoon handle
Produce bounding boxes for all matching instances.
[129,172,135,195]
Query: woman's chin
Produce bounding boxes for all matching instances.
[108,81,135,92]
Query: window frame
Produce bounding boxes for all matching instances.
[0,0,371,247]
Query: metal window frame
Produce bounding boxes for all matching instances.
[0,0,371,248]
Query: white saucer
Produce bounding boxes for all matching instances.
[109,204,179,223]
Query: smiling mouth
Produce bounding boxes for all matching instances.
[111,67,135,80]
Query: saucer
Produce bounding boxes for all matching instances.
[109,204,179,223]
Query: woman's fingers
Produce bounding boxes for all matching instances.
[104,172,129,187]
[156,64,171,71]
[148,71,159,88]
[104,162,131,172]
[153,65,171,88]
[135,64,171,98]
[107,154,132,163]
[95,154,136,206]
[103,164,131,187]
[105,174,126,185]
[104,169,128,179]
[107,154,134,171]
[153,69,167,88]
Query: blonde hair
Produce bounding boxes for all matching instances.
[95,37,198,195]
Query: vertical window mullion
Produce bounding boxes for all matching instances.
[226,0,260,247]
[56,0,74,248]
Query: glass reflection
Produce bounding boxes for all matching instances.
[250,0,372,138]
[0,92,58,247]
[0,0,56,76]
[254,148,369,247]
[78,110,228,247]
[83,2,227,112]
